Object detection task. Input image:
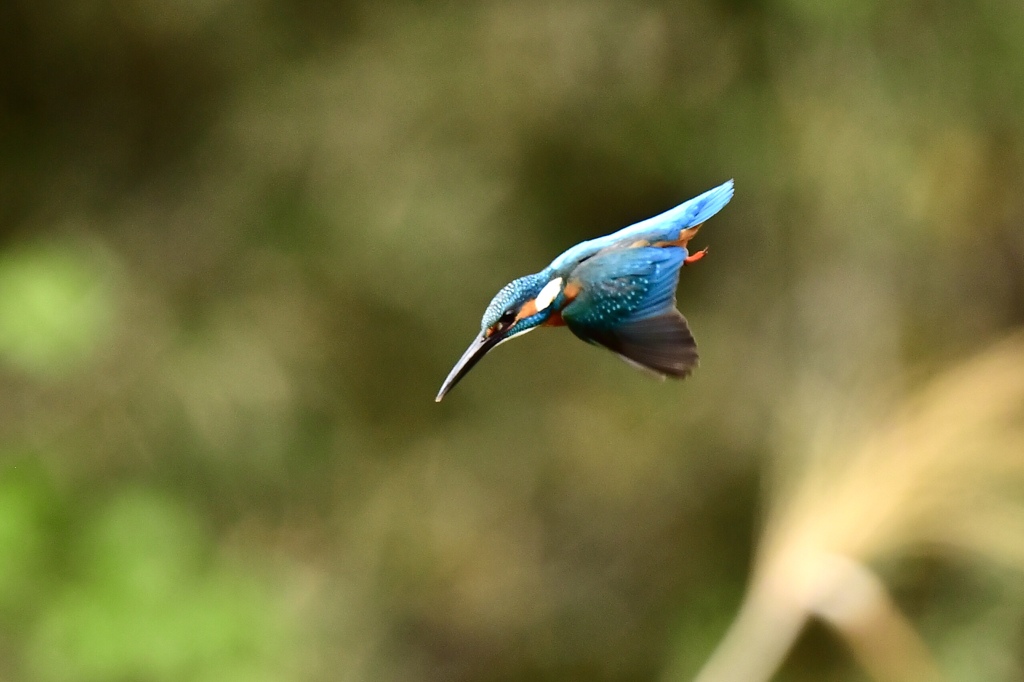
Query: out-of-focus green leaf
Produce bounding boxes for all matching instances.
[0,247,112,376]
[0,462,52,610]
[82,491,205,600]
[28,491,294,682]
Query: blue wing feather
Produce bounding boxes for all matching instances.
[560,246,698,377]
[624,248,686,322]
[561,246,686,327]
[548,179,733,271]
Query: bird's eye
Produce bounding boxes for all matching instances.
[499,309,517,325]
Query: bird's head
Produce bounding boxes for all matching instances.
[436,272,564,401]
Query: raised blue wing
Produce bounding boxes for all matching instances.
[548,179,733,272]
[560,246,698,377]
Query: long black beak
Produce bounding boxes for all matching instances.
[435,330,503,402]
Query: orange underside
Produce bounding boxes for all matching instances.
[653,223,702,249]
[544,311,566,326]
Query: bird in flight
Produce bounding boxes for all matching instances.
[436,180,734,402]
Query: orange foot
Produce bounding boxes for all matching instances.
[684,247,709,266]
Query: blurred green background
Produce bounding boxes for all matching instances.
[2,1,1024,680]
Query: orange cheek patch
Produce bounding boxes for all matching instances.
[515,299,539,322]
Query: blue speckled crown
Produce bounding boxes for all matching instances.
[481,272,547,330]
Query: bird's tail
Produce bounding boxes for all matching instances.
[618,179,734,244]
[677,179,734,228]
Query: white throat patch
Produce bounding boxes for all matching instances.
[535,277,563,312]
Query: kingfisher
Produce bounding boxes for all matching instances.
[435,180,733,402]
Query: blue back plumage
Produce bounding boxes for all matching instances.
[547,179,733,272]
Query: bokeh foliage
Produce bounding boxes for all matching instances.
[1,0,1023,680]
